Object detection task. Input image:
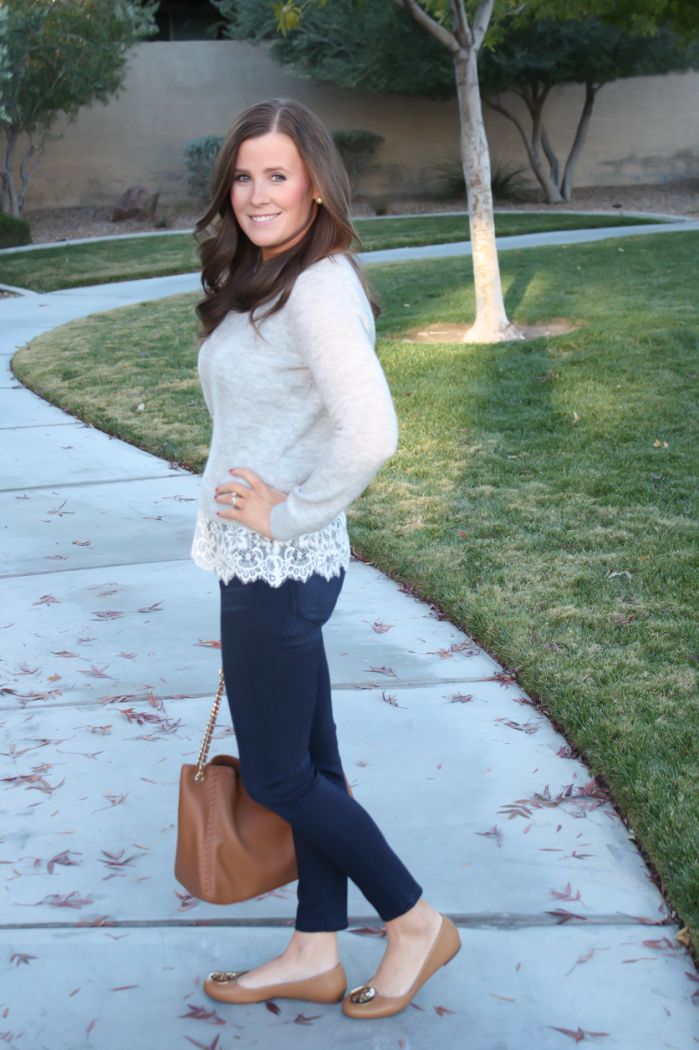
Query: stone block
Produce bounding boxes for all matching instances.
[112,185,159,222]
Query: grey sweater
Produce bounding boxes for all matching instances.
[197,253,398,543]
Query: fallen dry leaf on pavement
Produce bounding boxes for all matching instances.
[287,1014,322,1025]
[47,850,81,874]
[381,691,405,708]
[550,883,583,904]
[545,909,588,924]
[184,1036,221,1050]
[475,825,503,848]
[78,665,113,679]
[565,950,594,976]
[548,1026,609,1042]
[179,1004,226,1024]
[175,889,199,911]
[365,665,397,677]
[33,594,60,606]
[34,891,94,909]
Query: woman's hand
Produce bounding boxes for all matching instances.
[214,468,287,540]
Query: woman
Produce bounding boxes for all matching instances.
[190,98,460,1020]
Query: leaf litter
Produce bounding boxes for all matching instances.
[550,883,585,906]
[548,1026,609,1042]
[500,777,612,822]
[365,665,397,677]
[32,891,94,909]
[381,691,405,709]
[371,620,394,633]
[179,1004,227,1025]
[475,825,503,848]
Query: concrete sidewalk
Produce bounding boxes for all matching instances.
[2,269,698,1048]
[3,219,699,299]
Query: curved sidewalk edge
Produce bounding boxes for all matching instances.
[0,209,692,257]
[357,219,699,265]
[1,221,696,316]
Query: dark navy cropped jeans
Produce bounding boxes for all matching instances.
[219,569,422,932]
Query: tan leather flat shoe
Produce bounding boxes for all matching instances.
[204,961,347,1005]
[342,914,461,1019]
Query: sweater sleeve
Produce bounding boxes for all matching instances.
[269,259,398,542]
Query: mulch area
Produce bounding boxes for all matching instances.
[20,179,699,245]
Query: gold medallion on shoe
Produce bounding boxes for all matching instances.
[348,984,376,1004]
[204,962,347,1005]
[342,915,461,1019]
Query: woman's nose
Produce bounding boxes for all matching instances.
[249,180,270,206]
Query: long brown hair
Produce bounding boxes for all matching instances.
[195,98,379,337]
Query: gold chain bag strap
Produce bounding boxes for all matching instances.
[175,670,298,905]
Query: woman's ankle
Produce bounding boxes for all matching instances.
[285,930,339,966]
[385,899,441,940]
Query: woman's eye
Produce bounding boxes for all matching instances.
[271,174,285,181]
[234,174,249,183]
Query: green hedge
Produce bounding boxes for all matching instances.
[0,211,32,250]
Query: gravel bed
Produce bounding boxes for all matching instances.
[20,180,699,244]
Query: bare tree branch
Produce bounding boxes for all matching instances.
[389,0,460,55]
[541,126,561,186]
[561,81,599,200]
[448,0,472,48]
[472,0,494,50]
[484,93,564,203]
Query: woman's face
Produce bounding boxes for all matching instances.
[231,132,318,261]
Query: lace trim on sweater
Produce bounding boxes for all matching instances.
[191,510,350,588]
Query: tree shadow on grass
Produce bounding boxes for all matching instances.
[503,264,536,321]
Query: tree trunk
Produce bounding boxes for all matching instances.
[561,81,597,202]
[484,96,565,204]
[541,126,561,188]
[454,49,523,343]
[1,127,22,217]
[18,133,47,216]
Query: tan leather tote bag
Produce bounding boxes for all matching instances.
[175,671,297,905]
[173,676,348,907]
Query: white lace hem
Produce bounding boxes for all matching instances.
[190,510,351,588]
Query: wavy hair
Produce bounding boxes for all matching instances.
[195,99,379,337]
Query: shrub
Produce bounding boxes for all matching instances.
[331,129,384,195]
[429,152,531,202]
[183,135,225,200]
[0,211,32,249]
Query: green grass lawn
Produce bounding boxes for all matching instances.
[355,210,659,252]
[12,231,699,935]
[1,211,660,292]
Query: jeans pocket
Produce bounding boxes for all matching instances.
[291,570,345,628]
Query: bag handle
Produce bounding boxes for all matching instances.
[195,669,226,783]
